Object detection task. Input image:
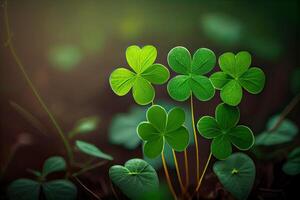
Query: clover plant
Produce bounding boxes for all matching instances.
[108,45,266,200]
[137,105,189,158]
[210,51,265,106]
[109,45,169,105]
[167,47,216,101]
[197,103,254,160]
[7,156,77,200]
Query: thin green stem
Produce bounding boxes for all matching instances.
[73,176,102,200]
[162,151,177,200]
[193,152,212,197]
[172,150,185,193]
[190,95,200,182]
[3,1,73,165]
[269,93,300,132]
[184,149,189,188]
[72,161,107,177]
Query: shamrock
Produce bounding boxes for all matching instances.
[167,46,216,101]
[197,103,254,160]
[109,45,170,105]
[210,51,265,106]
[137,105,189,158]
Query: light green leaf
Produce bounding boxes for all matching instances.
[144,137,164,158]
[132,77,155,105]
[235,51,252,76]
[109,159,159,200]
[109,68,136,96]
[239,67,265,94]
[215,103,240,130]
[126,45,157,73]
[126,45,140,73]
[219,52,251,78]
[75,140,113,160]
[191,48,216,75]
[43,180,77,200]
[166,107,185,132]
[197,116,222,139]
[141,64,170,84]
[228,125,254,150]
[139,45,157,72]
[213,153,255,200]
[221,79,243,106]
[190,75,215,101]
[211,135,232,160]
[282,147,300,175]
[210,72,232,89]
[70,116,100,136]
[167,75,191,101]
[165,126,189,151]
[137,122,160,141]
[42,156,66,177]
[167,46,191,74]
[219,52,236,77]
[146,105,167,132]
[255,116,298,146]
[7,179,40,200]
[109,107,145,149]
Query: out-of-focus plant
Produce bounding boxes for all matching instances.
[282,147,300,176]
[255,115,298,146]
[3,2,113,199]
[7,156,77,200]
[109,45,266,200]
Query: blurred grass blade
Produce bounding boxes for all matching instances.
[10,101,47,135]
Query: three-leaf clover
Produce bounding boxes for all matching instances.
[137,105,189,158]
[210,51,265,106]
[197,103,254,160]
[109,45,170,105]
[167,46,216,101]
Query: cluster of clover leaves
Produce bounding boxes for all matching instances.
[109,45,265,200]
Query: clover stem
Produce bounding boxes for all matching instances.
[269,93,300,132]
[190,95,200,182]
[172,149,185,193]
[194,152,212,195]
[184,149,189,187]
[72,161,108,177]
[73,176,102,200]
[3,1,74,166]
[162,151,177,200]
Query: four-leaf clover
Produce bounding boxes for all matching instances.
[137,105,189,158]
[167,46,216,101]
[210,51,265,106]
[109,45,170,105]
[197,103,254,160]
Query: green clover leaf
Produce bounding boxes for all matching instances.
[210,51,265,106]
[109,45,170,105]
[137,105,189,158]
[213,153,256,200]
[197,103,254,160]
[167,46,216,101]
